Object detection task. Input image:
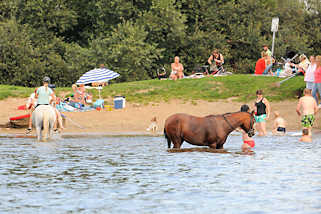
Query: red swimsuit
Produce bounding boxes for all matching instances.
[243,140,255,148]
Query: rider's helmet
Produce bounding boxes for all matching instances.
[43,76,51,83]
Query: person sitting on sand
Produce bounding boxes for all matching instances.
[272,111,287,135]
[239,104,255,152]
[299,128,312,142]
[296,88,318,136]
[71,84,85,108]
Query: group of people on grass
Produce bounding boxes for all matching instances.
[255,45,312,77]
[163,49,225,80]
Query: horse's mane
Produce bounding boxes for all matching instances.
[205,111,246,118]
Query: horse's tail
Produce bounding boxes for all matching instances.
[164,128,171,149]
[42,110,49,140]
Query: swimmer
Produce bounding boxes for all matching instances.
[272,111,287,135]
[239,104,255,152]
[299,128,312,142]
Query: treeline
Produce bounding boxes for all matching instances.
[0,0,320,87]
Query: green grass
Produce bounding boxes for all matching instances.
[98,74,305,104]
[0,85,71,100]
[0,85,34,100]
[0,75,305,103]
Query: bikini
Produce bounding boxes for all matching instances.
[277,127,286,133]
[171,64,181,75]
[244,140,255,148]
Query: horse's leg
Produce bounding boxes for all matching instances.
[216,137,228,149]
[208,143,217,149]
[49,120,54,139]
[216,144,224,149]
[167,137,171,149]
[36,125,41,141]
[172,136,183,149]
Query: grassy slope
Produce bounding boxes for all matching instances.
[0,75,305,103]
[99,75,305,104]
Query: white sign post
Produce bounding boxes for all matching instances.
[271,17,279,57]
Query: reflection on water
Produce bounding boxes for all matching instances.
[0,134,321,213]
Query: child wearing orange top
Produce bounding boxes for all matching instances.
[240,104,255,152]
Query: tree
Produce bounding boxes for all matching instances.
[138,0,187,65]
[90,20,162,81]
[0,19,45,86]
[303,0,321,54]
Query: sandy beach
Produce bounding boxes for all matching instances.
[1,98,321,136]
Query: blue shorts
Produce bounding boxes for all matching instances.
[306,82,314,90]
[254,114,266,123]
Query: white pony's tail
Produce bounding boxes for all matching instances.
[43,109,49,140]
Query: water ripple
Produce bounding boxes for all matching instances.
[0,135,321,213]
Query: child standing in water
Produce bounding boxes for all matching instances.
[240,104,255,152]
[272,111,287,135]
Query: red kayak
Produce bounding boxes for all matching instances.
[9,114,30,121]
[17,105,27,110]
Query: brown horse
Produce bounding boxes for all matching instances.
[164,112,255,149]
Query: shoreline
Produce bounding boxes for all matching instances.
[0,132,163,139]
[1,98,320,137]
[2,130,321,139]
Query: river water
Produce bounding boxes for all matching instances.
[0,134,320,214]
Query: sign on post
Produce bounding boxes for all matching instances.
[271,17,279,57]
[271,17,279,32]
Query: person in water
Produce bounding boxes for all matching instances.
[272,111,287,135]
[299,128,312,142]
[296,88,318,136]
[253,89,271,136]
[26,76,55,134]
[239,104,255,152]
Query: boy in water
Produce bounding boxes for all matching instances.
[239,104,255,152]
[299,129,312,142]
[296,88,318,136]
[272,111,287,135]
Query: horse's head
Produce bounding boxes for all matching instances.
[240,111,255,137]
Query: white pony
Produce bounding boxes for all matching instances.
[32,105,56,141]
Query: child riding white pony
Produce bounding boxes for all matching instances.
[32,104,56,141]
[28,76,57,141]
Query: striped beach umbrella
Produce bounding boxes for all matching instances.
[76,68,120,99]
[76,68,120,85]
